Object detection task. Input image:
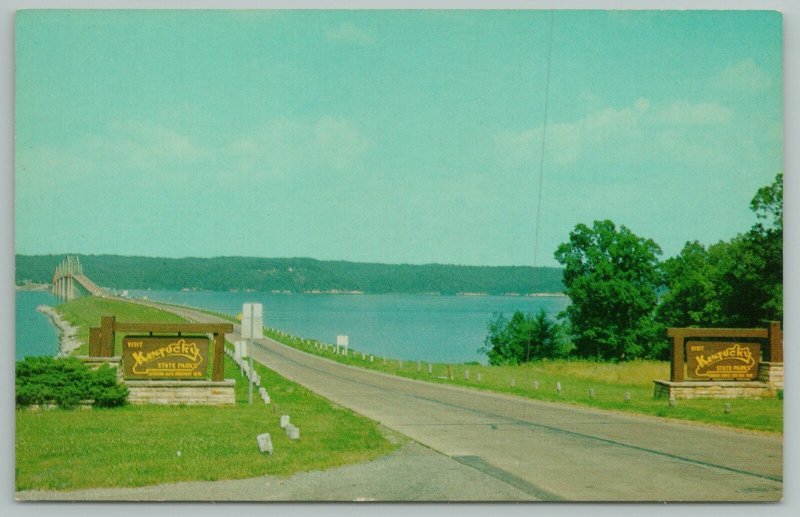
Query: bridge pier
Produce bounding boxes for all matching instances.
[51,256,105,301]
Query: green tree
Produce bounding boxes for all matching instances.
[656,241,724,328]
[717,173,783,326]
[657,173,782,328]
[480,309,563,365]
[751,172,783,232]
[555,220,663,361]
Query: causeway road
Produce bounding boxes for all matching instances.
[148,302,783,502]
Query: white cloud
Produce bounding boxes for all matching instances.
[656,101,733,125]
[16,119,208,196]
[496,97,735,168]
[99,119,206,169]
[228,116,371,174]
[325,22,374,45]
[712,59,773,97]
[18,114,372,198]
[313,116,372,169]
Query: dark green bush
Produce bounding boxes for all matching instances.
[777,389,783,401]
[16,356,128,409]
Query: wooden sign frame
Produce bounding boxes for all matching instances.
[666,322,782,382]
[89,315,233,381]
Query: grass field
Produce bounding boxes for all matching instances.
[56,296,186,356]
[258,327,784,434]
[15,298,401,491]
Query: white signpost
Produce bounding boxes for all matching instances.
[336,335,349,356]
[242,303,263,405]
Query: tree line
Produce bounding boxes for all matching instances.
[482,173,783,364]
[15,255,565,296]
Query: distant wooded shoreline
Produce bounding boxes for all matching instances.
[15,254,565,295]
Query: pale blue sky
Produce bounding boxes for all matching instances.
[15,10,782,266]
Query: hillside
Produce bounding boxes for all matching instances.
[15,255,564,295]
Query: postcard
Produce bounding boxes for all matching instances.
[14,9,783,502]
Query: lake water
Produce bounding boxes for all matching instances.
[128,290,570,364]
[15,290,60,360]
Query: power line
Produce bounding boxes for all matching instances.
[527,10,555,364]
[532,10,555,285]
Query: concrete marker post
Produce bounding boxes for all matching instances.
[256,433,273,455]
[556,382,562,394]
[238,341,246,376]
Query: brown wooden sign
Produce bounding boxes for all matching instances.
[92,317,232,381]
[122,335,210,379]
[685,341,759,381]
[666,323,781,382]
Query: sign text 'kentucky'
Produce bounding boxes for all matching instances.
[122,335,210,379]
[685,341,759,381]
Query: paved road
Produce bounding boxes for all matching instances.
[148,302,784,502]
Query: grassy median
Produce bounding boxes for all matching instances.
[15,297,401,492]
[56,296,186,356]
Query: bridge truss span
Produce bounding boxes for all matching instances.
[51,256,106,301]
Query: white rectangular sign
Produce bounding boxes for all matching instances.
[241,303,264,339]
[336,335,349,347]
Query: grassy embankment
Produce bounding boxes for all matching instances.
[15,297,401,492]
[252,319,782,434]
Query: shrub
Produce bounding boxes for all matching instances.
[480,309,565,365]
[16,356,128,409]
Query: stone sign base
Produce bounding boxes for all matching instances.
[653,380,776,400]
[758,361,784,387]
[126,379,236,406]
[654,361,783,400]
